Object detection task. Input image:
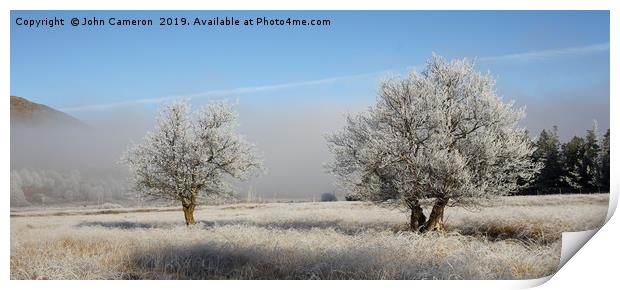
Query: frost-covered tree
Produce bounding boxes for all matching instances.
[10,171,30,207]
[582,122,601,192]
[10,168,128,205]
[599,129,610,192]
[326,55,539,232]
[122,100,262,225]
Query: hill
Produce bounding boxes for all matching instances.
[10,96,83,127]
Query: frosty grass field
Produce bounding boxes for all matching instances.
[10,194,608,280]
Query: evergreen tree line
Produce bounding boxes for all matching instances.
[518,123,611,195]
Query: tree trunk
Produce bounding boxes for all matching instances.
[422,198,448,232]
[409,204,427,232]
[182,203,196,226]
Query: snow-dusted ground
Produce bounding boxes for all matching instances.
[10,194,608,279]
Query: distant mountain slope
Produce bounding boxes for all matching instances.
[10,96,83,127]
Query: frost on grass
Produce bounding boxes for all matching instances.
[10,194,608,280]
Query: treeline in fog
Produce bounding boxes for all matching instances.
[519,123,610,195]
[10,169,131,207]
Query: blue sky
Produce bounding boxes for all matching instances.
[12,11,609,111]
[10,10,610,198]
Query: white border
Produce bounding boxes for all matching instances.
[2,1,617,289]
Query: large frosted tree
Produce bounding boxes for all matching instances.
[326,55,539,232]
[122,100,262,225]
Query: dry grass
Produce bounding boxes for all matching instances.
[10,194,608,280]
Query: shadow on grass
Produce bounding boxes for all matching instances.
[450,225,560,245]
[122,243,285,279]
[76,221,165,229]
[76,218,377,235]
[118,233,552,280]
[388,222,561,245]
[198,219,373,236]
[76,219,558,245]
[73,220,556,279]
[120,240,424,280]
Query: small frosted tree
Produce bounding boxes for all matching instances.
[583,121,601,192]
[599,129,610,192]
[326,55,539,232]
[10,171,30,207]
[122,100,262,225]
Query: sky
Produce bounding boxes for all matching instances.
[10,10,610,199]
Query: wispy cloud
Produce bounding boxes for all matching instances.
[480,42,609,62]
[61,71,384,112]
[61,42,608,112]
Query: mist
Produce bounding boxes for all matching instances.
[234,102,364,200]
[516,89,610,141]
[10,100,369,206]
[10,80,610,206]
[11,107,152,206]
